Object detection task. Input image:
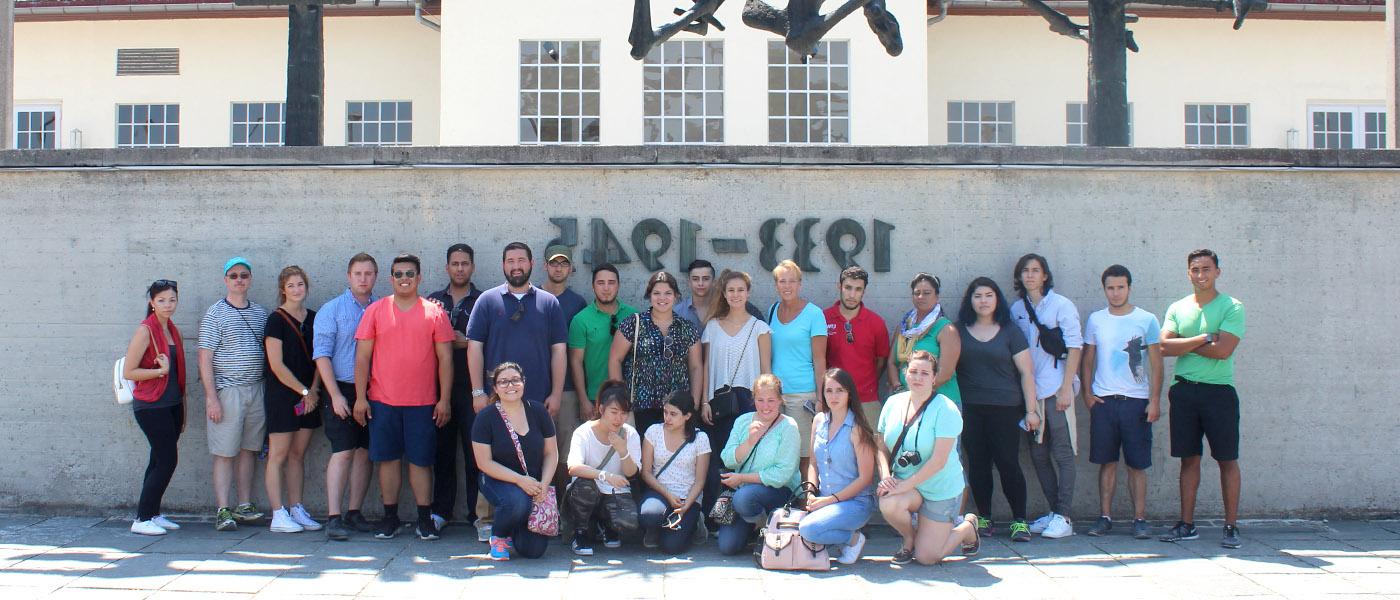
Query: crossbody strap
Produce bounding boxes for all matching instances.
[737,418,777,473]
[629,313,642,401]
[497,402,532,476]
[275,308,312,358]
[890,395,935,459]
[653,437,692,479]
[725,319,755,387]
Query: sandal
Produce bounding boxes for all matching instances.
[961,513,981,556]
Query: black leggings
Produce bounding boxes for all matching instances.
[963,403,1028,521]
[134,404,183,521]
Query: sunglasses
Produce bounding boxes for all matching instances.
[663,510,685,530]
[510,301,526,322]
[392,270,417,279]
[226,272,250,280]
[152,279,179,291]
[609,312,620,335]
[844,321,854,344]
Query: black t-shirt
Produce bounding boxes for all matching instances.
[471,400,556,480]
[955,323,1030,407]
[264,308,317,405]
[427,285,481,391]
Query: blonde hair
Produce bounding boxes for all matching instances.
[753,373,784,397]
[277,265,309,305]
[771,259,802,281]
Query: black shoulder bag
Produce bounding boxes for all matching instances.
[1022,297,1069,367]
[709,319,755,422]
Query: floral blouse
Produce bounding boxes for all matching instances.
[618,309,700,410]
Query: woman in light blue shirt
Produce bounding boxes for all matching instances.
[800,368,877,565]
[717,374,800,556]
[877,350,979,566]
[767,259,827,464]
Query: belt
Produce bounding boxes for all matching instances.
[1174,376,1232,388]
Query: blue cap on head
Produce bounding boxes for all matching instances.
[223,257,252,275]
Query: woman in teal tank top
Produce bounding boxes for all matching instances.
[886,273,962,406]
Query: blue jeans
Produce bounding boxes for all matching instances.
[798,495,874,551]
[717,484,791,555]
[639,489,700,554]
[479,475,549,559]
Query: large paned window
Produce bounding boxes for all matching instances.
[643,40,724,144]
[1185,103,1248,148]
[947,101,1013,145]
[117,103,180,148]
[520,40,601,144]
[767,40,849,144]
[347,101,412,147]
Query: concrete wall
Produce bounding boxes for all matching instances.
[0,146,1396,520]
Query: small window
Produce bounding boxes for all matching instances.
[15,106,59,150]
[519,40,602,145]
[231,102,285,147]
[116,103,180,148]
[947,101,1014,146]
[1308,105,1385,150]
[1185,103,1248,148]
[1066,102,1133,146]
[347,101,413,147]
[116,48,180,76]
[643,40,724,144]
[767,40,850,145]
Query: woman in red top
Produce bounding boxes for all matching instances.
[122,279,186,536]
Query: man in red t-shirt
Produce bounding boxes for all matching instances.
[823,266,891,426]
[353,254,454,542]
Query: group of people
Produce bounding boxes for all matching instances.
[122,242,1246,564]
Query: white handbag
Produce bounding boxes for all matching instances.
[113,357,136,405]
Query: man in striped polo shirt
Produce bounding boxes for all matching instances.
[198,257,271,531]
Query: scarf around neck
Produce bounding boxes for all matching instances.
[896,305,942,364]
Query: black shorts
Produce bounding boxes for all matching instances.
[1168,379,1239,461]
[1089,395,1153,470]
[265,388,323,435]
[323,381,370,453]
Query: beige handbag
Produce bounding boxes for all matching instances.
[755,483,829,571]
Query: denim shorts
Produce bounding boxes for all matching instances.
[918,492,964,523]
[368,400,437,466]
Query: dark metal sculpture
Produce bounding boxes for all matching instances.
[629,0,903,62]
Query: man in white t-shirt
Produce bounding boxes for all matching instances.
[1081,265,1163,540]
[564,391,641,556]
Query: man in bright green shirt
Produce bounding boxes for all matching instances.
[568,263,638,419]
[1159,249,1246,550]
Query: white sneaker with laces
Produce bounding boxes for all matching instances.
[270,508,305,533]
[1041,514,1074,539]
[131,519,167,536]
[837,531,866,565]
[151,515,180,530]
[1028,513,1055,534]
[431,514,447,531]
[289,504,323,531]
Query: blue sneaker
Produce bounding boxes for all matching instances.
[488,535,510,561]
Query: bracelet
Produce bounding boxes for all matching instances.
[832,492,841,502]
[618,452,631,463]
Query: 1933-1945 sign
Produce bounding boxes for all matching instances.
[545,217,895,274]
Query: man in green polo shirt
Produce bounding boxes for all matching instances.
[1158,249,1246,549]
[568,263,639,417]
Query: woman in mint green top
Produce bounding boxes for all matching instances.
[886,273,962,406]
[877,350,979,566]
[716,374,799,555]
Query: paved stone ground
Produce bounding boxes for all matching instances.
[1,514,1398,599]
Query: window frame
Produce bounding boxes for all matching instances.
[1066,102,1133,147]
[230,101,287,148]
[14,104,61,150]
[1184,103,1250,148]
[518,39,603,145]
[946,101,1015,146]
[642,39,725,145]
[766,39,852,145]
[1307,103,1386,150]
[346,100,414,147]
[115,103,180,149]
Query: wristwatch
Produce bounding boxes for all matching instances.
[1205,333,1218,344]
[596,471,609,483]
[299,388,310,397]
[472,389,487,398]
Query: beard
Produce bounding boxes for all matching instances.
[506,268,531,288]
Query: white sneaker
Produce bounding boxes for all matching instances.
[837,531,866,565]
[1041,514,1075,539]
[1029,513,1056,534]
[151,515,180,530]
[431,513,447,531]
[131,519,167,536]
[289,504,322,531]
[270,508,304,533]
[477,523,493,543]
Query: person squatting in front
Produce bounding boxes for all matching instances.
[564,381,642,556]
[799,368,877,564]
[471,362,559,560]
[715,374,801,556]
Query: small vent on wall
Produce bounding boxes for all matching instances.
[116,48,180,76]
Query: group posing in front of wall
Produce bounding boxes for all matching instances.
[121,242,1246,565]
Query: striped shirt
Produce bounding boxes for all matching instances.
[198,298,269,390]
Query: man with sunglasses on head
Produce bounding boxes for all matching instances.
[824,266,891,426]
[198,257,271,532]
[541,246,590,486]
[465,241,569,542]
[568,263,639,421]
[424,244,483,534]
[352,254,455,542]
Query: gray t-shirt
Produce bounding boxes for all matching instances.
[197,299,269,390]
[955,323,1030,407]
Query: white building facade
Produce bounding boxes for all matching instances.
[9,0,1388,150]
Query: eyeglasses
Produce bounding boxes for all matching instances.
[609,312,620,335]
[495,377,524,387]
[226,272,250,280]
[912,290,936,298]
[510,301,526,322]
[844,321,854,344]
[391,270,417,279]
[663,509,685,530]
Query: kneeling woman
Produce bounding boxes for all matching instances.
[877,350,979,565]
[472,362,558,560]
[716,374,800,556]
[799,368,877,564]
[639,390,711,554]
[565,382,641,556]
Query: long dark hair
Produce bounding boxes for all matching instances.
[1012,253,1054,298]
[663,389,699,442]
[819,368,877,453]
[146,279,178,316]
[958,276,1012,326]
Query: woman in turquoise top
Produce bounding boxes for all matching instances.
[877,350,979,566]
[886,273,962,407]
[717,374,800,556]
[800,368,877,565]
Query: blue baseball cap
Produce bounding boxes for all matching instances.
[223,257,252,275]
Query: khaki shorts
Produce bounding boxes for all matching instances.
[860,400,884,432]
[781,391,817,458]
[207,382,267,458]
[556,390,581,465]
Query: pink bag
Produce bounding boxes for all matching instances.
[756,483,829,571]
[497,402,560,537]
